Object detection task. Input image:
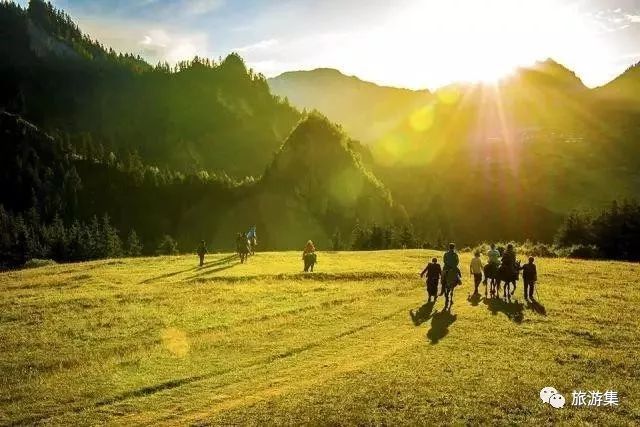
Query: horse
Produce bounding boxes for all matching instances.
[236,236,250,264]
[442,268,459,311]
[497,260,521,301]
[483,262,501,297]
[248,237,257,256]
[303,252,317,272]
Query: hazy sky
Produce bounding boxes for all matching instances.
[15,0,640,89]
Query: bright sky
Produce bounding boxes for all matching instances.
[15,0,640,89]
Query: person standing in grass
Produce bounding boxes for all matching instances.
[470,250,484,295]
[521,257,538,300]
[197,240,207,267]
[420,257,441,302]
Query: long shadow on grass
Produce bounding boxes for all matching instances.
[139,267,200,284]
[199,254,238,269]
[186,264,238,282]
[526,298,547,315]
[410,301,436,326]
[139,255,239,284]
[467,292,482,306]
[483,297,524,323]
[426,310,457,344]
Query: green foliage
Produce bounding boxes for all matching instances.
[23,258,57,269]
[555,200,640,260]
[2,1,640,262]
[331,228,343,251]
[156,235,178,255]
[350,222,416,250]
[1,1,300,177]
[126,230,143,257]
[555,210,593,246]
[269,68,433,144]
[0,205,129,267]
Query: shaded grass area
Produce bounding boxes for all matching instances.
[0,251,639,425]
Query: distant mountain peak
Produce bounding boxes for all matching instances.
[511,58,587,90]
[264,112,389,201]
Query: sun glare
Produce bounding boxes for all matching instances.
[357,0,597,89]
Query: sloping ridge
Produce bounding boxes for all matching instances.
[206,114,397,250]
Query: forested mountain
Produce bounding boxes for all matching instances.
[0,109,399,266]
[596,62,640,108]
[1,0,639,266]
[270,59,640,245]
[268,68,432,144]
[0,0,300,177]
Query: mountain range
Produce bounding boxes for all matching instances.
[1,0,639,263]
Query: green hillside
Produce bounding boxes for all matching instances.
[268,68,433,144]
[0,0,300,177]
[271,60,640,243]
[1,251,639,424]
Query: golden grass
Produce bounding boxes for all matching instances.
[1,250,639,425]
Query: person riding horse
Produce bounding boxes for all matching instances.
[484,243,501,296]
[302,240,317,272]
[441,243,461,311]
[236,232,250,263]
[246,226,257,255]
[498,243,519,299]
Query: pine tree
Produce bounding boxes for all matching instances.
[399,225,415,249]
[331,228,343,251]
[350,220,368,250]
[126,229,143,257]
[46,214,67,261]
[370,224,385,250]
[0,206,15,266]
[101,214,122,258]
[157,235,178,255]
[88,215,101,258]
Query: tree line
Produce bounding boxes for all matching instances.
[555,200,640,261]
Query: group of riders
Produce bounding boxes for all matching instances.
[198,233,537,312]
[421,243,538,311]
[235,226,258,263]
[197,226,318,271]
[196,226,258,266]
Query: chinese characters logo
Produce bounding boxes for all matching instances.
[540,387,619,409]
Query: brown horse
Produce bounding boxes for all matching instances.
[442,268,459,311]
[484,262,500,297]
[236,234,250,263]
[497,260,521,301]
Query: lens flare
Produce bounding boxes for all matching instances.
[161,328,189,357]
[410,105,435,132]
[436,87,461,105]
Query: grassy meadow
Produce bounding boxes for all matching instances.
[1,250,639,425]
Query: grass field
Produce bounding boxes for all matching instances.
[1,250,639,425]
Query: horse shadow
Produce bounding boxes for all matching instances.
[483,297,525,324]
[409,301,436,326]
[467,293,482,307]
[139,266,199,284]
[426,310,457,344]
[526,298,547,316]
[200,254,238,269]
[186,264,237,281]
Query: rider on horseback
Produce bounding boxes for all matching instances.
[441,243,461,295]
[236,232,250,263]
[302,240,317,272]
[501,244,517,275]
[246,225,257,253]
[483,243,501,285]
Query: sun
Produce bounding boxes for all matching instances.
[360,0,596,89]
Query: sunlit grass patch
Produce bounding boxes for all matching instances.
[0,251,639,425]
